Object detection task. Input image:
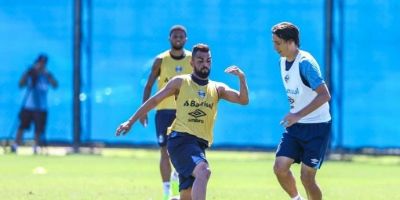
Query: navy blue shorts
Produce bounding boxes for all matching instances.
[167,131,208,191]
[276,122,331,169]
[155,109,176,146]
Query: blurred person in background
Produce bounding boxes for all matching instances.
[271,22,332,200]
[140,25,193,200]
[11,53,58,154]
[116,43,249,200]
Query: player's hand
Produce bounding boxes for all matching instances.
[139,114,148,127]
[224,65,245,78]
[115,121,132,136]
[280,112,302,128]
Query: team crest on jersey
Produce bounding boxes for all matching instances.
[284,74,290,83]
[197,90,206,99]
[175,65,183,73]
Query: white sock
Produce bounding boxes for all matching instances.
[163,182,170,196]
[291,194,303,200]
[33,145,39,152]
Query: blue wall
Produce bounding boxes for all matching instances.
[0,0,73,142]
[0,0,399,149]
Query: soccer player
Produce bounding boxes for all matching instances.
[140,25,192,199]
[271,22,332,200]
[116,43,249,200]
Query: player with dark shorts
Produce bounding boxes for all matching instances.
[155,110,176,146]
[139,25,192,199]
[276,122,331,169]
[116,43,249,200]
[271,22,332,200]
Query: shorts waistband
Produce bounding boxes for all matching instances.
[169,131,209,147]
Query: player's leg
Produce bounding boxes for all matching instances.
[12,128,24,153]
[300,164,320,200]
[155,110,176,199]
[160,145,172,200]
[191,161,211,200]
[274,132,303,199]
[274,156,299,198]
[160,146,172,181]
[12,109,32,152]
[33,111,47,154]
[179,188,192,200]
[300,122,331,200]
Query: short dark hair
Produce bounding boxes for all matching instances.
[169,25,187,36]
[192,43,210,58]
[35,53,48,63]
[271,22,300,47]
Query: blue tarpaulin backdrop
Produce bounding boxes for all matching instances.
[0,0,399,149]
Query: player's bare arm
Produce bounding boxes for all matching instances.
[140,58,162,126]
[281,83,331,127]
[217,65,249,105]
[19,70,30,88]
[45,71,58,88]
[116,77,182,136]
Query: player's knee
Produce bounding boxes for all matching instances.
[193,162,211,180]
[300,172,316,187]
[273,162,288,176]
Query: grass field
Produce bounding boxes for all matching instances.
[1,148,400,200]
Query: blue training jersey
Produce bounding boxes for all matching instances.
[23,74,50,111]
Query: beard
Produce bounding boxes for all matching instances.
[172,43,184,50]
[194,67,210,79]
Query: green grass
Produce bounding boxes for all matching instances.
[1,148,400,199]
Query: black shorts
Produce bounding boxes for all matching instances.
[155,109,176,146]
[19,109,47,134]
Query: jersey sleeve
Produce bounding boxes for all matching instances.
[299,59,325,90]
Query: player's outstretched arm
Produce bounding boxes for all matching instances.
[116,77,182,136]
[218,65,249,105]
[140,58,162,127]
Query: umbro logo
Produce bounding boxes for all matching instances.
[188,109,206,118]
[288,96,295,104]
[310,158,319,165]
